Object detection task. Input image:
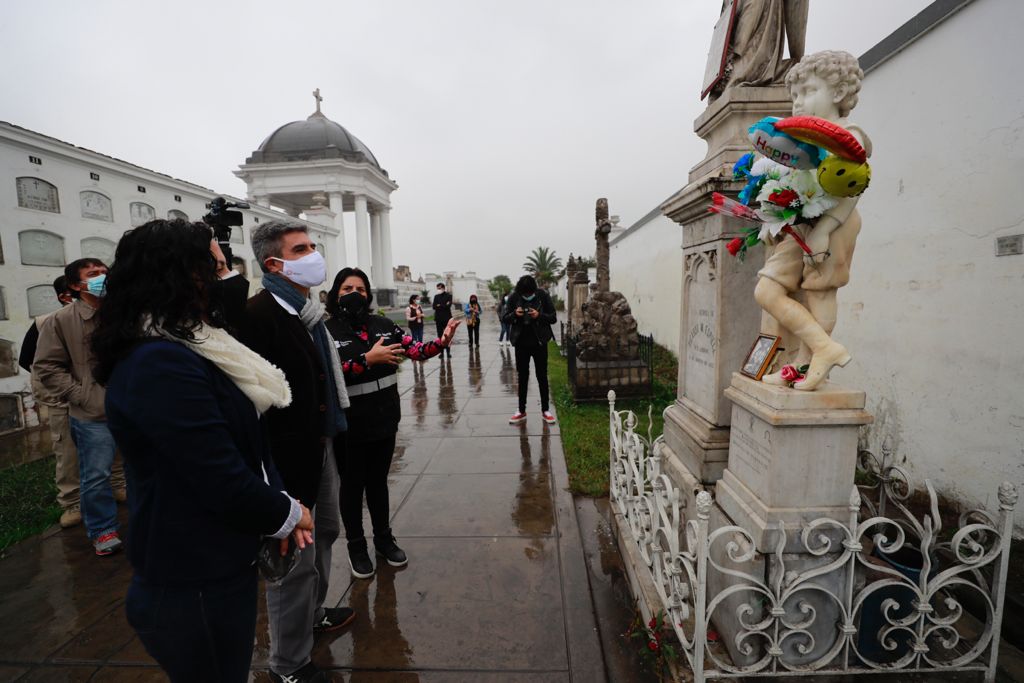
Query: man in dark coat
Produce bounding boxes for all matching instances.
[240,221,353,683]
[431,282,453,358]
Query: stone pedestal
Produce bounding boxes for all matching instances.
[659,86,793,485]
[716,373,873,552]
[706,373,873,667]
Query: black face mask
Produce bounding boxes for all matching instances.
[338,291,370,322]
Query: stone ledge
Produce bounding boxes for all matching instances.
[725,373,874,427]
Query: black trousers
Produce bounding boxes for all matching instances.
[126,568,257,683]
[467,324,479,345]
[435,318,451,355]
[339,433,398,549]
[514,337,549,413]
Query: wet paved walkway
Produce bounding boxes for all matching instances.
[0,316,605,682]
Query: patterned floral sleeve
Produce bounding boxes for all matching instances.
[396,324,444,361]
[340,327,370,377]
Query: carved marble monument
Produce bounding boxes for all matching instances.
[570,199,650,399]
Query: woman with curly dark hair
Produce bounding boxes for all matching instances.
[325,267,459,579]
[92,219,314,682]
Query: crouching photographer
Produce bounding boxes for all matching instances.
[502,275,557,425]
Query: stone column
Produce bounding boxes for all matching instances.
[380,208,394,289]
[354,195,372,280]
[659,86,794,488]
[370,209,382,288]
[379,208,396,307]
[328,192,347,267]
[252,194,271,209]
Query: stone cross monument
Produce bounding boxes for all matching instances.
[595,198,612,294]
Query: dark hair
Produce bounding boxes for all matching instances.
[91,219,219,384]
[514,275,538,296]
[408,294,418,305]
[436,282,445,289]
[469,294,478,303]
[52,275,68,297]
[326,267,374,318]
[64,258,106,299]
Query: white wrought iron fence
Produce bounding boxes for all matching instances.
[608,390,1018,683]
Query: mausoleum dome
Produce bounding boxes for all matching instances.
[246,110,383,172]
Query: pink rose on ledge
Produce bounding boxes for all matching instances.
[780,364,803,383]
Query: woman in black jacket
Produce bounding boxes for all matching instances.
[326,267,459,579]
[502,275,558,426]
[92,219,314,683]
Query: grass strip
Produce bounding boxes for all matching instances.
[549,341,678,497]
[0,456,60,553]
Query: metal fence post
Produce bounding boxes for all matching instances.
[986,482,1018,682]
[693,491,712,683]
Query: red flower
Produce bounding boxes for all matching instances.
[712,192,726,206]
[648,640,660,652]
[767,189,799,207]
[780,364,801,382]
[726,238,744,256]
[648,617,657,629]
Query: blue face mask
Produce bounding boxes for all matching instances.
[521,293,536,302]
[84,274,107,298]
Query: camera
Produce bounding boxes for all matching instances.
[520,299,538,325]
[203,196,249,264]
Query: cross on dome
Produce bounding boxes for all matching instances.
[312,88,323,115]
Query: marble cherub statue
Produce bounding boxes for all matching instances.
[755,50,872,391]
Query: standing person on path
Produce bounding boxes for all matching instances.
[21,276,82,528]
[503,275,557,426]
[497,292,511,347]
[405,294,424,343]
[464,294,481,347]
[33,258,124,556]
[93,219,314,683]
[240,221,354,683]
[326,268,459,579]
[431,282,453,359]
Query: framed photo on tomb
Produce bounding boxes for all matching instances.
[701,0,738,100]
[740,334,781,381]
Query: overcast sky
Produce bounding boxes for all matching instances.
[1,0,931,281]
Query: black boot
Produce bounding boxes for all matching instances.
[347,540,374,579]
[375,535,408,567]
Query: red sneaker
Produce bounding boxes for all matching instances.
[94,532,123,556]
[542,411,557,425]
[509,411,527,425]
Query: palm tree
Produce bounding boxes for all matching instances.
[522,247,563,288]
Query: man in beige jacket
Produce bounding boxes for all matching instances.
[33,258,122,556]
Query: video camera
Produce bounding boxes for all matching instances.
[203,196,249,265]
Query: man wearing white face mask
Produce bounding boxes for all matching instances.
[240,222,353,683]
[34,258,124,556]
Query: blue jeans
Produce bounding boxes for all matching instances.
[70,417,118,540]
[410,324,424,343]
[127,569,258,682]
[499,321,510,342]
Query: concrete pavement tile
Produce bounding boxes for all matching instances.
[15,666,98,682]
[425,435,555,475]
[0,666,28,683]
[393,473,554,538]
[457,396,528,415]
[89,667,168,682]
[0,530,131,662]
[399,395,468,417]
[51,605,137,663]
[462,413,560,437]
[315,538,567,672]
[107,634,158,666]
[387,437,443,475]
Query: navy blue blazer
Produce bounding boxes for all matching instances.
[105,339,291,585]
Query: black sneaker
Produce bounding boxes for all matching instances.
[349,546,375,579]
[314,606,356,633]
[269,661,328,683]
[375,537,409,567]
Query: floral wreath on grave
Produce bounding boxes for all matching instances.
[710,116,872,261]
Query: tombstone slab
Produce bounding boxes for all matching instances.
[715,373,872,553]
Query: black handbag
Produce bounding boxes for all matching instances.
[256,536,300,582]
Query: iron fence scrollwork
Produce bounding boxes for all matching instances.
[608,391,1017,682]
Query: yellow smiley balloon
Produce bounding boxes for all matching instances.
[818,157,871,198]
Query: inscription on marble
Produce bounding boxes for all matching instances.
[81,191,114,222]
[81,237,116,264]
[683,258,718,414]
[730,412,773,492]
[19,230,64,267]
[130,202,156,227]
[168,209,189,221]
[16,177,60,213]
